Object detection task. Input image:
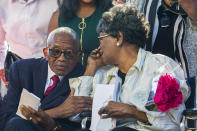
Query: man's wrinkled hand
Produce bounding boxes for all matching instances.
[20,105,56,130]
[56,88,92,118]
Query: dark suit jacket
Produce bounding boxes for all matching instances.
[0,58,84,130]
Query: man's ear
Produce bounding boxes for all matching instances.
[76,51,81,60]
[43,48,48,61]
[78,50,82,56]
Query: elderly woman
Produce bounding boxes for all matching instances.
[70,4,189,131]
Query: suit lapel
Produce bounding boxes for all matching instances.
[33,58,48,100]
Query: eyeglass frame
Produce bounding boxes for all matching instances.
[47,48,80,59]
[98,34,110,41]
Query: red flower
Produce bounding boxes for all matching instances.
[154,74,183,112]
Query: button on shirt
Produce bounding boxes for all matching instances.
[70,48,189,130]
[0,0,58,68]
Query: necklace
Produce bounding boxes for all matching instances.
[78,18,86,65]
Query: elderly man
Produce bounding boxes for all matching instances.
[0,27,92,131]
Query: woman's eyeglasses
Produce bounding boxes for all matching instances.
[48,48,78,59]
[98,34,110,41]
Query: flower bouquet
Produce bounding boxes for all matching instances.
[151,74,182,112]
[145,62,185,112]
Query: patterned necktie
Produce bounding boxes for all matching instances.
[45,75,60,96]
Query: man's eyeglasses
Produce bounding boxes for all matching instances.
[48,48,78,59]
[98,34,110,41]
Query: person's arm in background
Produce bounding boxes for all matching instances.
[178,0,197,20]
[0,18,7,85]
[47,10,59,36]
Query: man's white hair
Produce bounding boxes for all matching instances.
[47,27,78,47]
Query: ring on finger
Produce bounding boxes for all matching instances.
[29,117,33,121]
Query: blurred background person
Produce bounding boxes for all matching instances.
[48,0,113,72]
[127,0,197,77]
[0,0,58,86]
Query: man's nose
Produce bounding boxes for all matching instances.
[57,53,66,61]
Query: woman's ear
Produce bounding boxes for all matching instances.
[43,48,48,60]
[117,32,124,47]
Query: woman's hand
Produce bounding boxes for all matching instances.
[20,105,56,130]
[98,101,148,122]
[84,47,105,76]
[98,101,135,119]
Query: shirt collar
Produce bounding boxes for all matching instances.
[48,65,64,81]
[127,48,146,74]
[133,48,146,71]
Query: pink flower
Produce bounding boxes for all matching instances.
[153,74,183,112]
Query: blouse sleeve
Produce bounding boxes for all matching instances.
[69,68,106,97]
[137,55,189,130]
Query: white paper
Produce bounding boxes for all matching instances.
[90,84,116,131]
[16,88,41,119]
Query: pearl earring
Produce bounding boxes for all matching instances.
[117,42,120,46]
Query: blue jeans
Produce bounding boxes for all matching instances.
[4,116,79,131]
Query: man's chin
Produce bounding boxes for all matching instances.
[55,70,70,76]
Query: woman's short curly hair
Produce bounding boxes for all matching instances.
[97,4,150,48]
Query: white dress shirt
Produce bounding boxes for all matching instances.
[70,48,189,130]
[0,0,58,68]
